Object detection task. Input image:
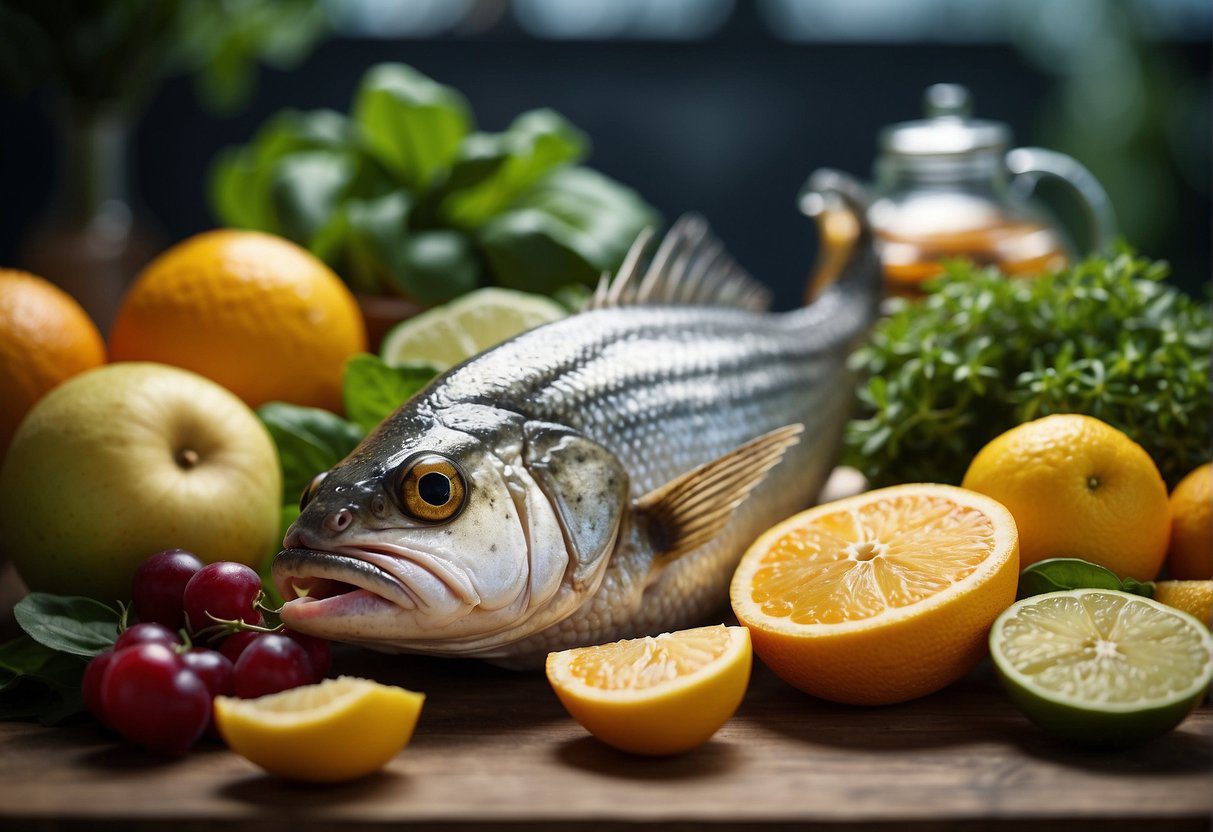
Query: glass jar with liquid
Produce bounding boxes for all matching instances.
[805,84,1116,298]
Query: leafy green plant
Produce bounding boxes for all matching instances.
[1017,558,1155,601]
[210,63,658,302]
[845,250,1212,487]
[0,0,325,111]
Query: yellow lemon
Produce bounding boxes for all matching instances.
[1154,580,1213,627]
[1166,463,1212,580]
[214,677,424,782]
[546,625,751,756]
[962,414,1169,581]
[731,484,1019,705]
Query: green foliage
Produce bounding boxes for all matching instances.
[0,0,326,111]
[845,251,1212,487]
[1017,558,1155,601]
[13,594,121,658]
[210,63,658,301]
[260,354,438,508]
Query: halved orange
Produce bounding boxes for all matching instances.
[546,625,751,755]
[730,484,1019,705]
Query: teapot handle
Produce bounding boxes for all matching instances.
[799,168,876,302]
[1005,147,1117,254]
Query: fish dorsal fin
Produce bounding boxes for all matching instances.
[584,214,771,312]
[635,424,803,562]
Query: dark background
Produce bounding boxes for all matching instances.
[1,4,1208,310]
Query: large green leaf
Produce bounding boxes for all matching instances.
[13,595,119,658]
[341,190,413,294]
[385,230,481,304]
[271,150,358,244]
[342,354,439,433]
[210,108,356,232]
[257,402,365,505]
[478,167,657,293]
[441,109,587,228]
[353,63,472,190]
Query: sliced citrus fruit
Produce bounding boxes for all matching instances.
[214,676,424,782]
[990,589,1213,746]
[730,483,1019,705]
[380,287,566,370]
[546,625,751,756]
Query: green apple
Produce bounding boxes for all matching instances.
[0,362,282,601]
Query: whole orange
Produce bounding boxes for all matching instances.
[962,414,1170,581]
[109,230,366,411]
[1166,463,1212,580]
[0,269,105,456]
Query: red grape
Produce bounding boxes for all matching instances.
[218,631,262,664]
[181,648,235,739]
[101,644,210,756]
[131,549,203,630]
[183,562,263,632]
[283,629,331,682]
[82,649,114,726]
[113,622,181,653]
[233,635,313,699]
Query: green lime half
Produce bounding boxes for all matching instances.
[380,287,567,370]
[990,589,1213,747]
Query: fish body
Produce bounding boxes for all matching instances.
[276,194,881,667]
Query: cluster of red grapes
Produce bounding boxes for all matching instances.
[83,549,330,755]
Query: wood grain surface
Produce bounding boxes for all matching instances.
[1,646,1209,832]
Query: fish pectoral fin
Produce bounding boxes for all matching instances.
[635,424,804,564]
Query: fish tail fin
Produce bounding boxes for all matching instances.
[635,424,804,565]
[585,215,772,313]
[800,168,883,308]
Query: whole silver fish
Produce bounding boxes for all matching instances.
[275,177,881,667]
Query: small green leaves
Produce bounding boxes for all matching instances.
[0,636,87,725]
[1017,558,1155,600]
[12,594,120,658]
[258,402,364,505]
[845,251,1211,487]
[341,354,438,434]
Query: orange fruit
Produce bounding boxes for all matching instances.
[962,414,1169,581]
[109,230,366,411]
[0,269,105,456]
[1166,464,1212,580]
[730,484,1018,705]
[546,625,751,756]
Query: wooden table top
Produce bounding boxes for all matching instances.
[1,645,1209,832]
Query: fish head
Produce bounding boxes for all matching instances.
[273,403,629,656]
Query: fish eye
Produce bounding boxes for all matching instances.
[398,454,465,523]
[300,471,328,511]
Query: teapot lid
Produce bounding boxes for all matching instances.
[880,84,1011,156]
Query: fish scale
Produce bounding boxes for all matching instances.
[275,204,881,665]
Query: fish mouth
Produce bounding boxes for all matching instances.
[273,536,480,630]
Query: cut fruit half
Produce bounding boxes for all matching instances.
[214,676,424,782]
[730,483,1019,705]
[546,625,751,755]
[380,287,567,370]
[990,589,1213,746]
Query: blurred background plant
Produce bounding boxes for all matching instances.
[0,0,1207,333]
[207,62,655,342]
[0,0,329,331]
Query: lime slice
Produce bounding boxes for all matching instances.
[990,589,1213,747]
[380,287,567,370]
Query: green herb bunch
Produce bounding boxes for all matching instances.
[845,251,1212,488]
[210,63,657,303]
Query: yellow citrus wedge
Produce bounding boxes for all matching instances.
[731,484,1019,705]
[214,676,424,782]
[546,625,751,756]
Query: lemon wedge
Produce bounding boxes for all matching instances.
[214,676,424,782]
[546,625,751,756]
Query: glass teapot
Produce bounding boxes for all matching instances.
[803,83,1116,298]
